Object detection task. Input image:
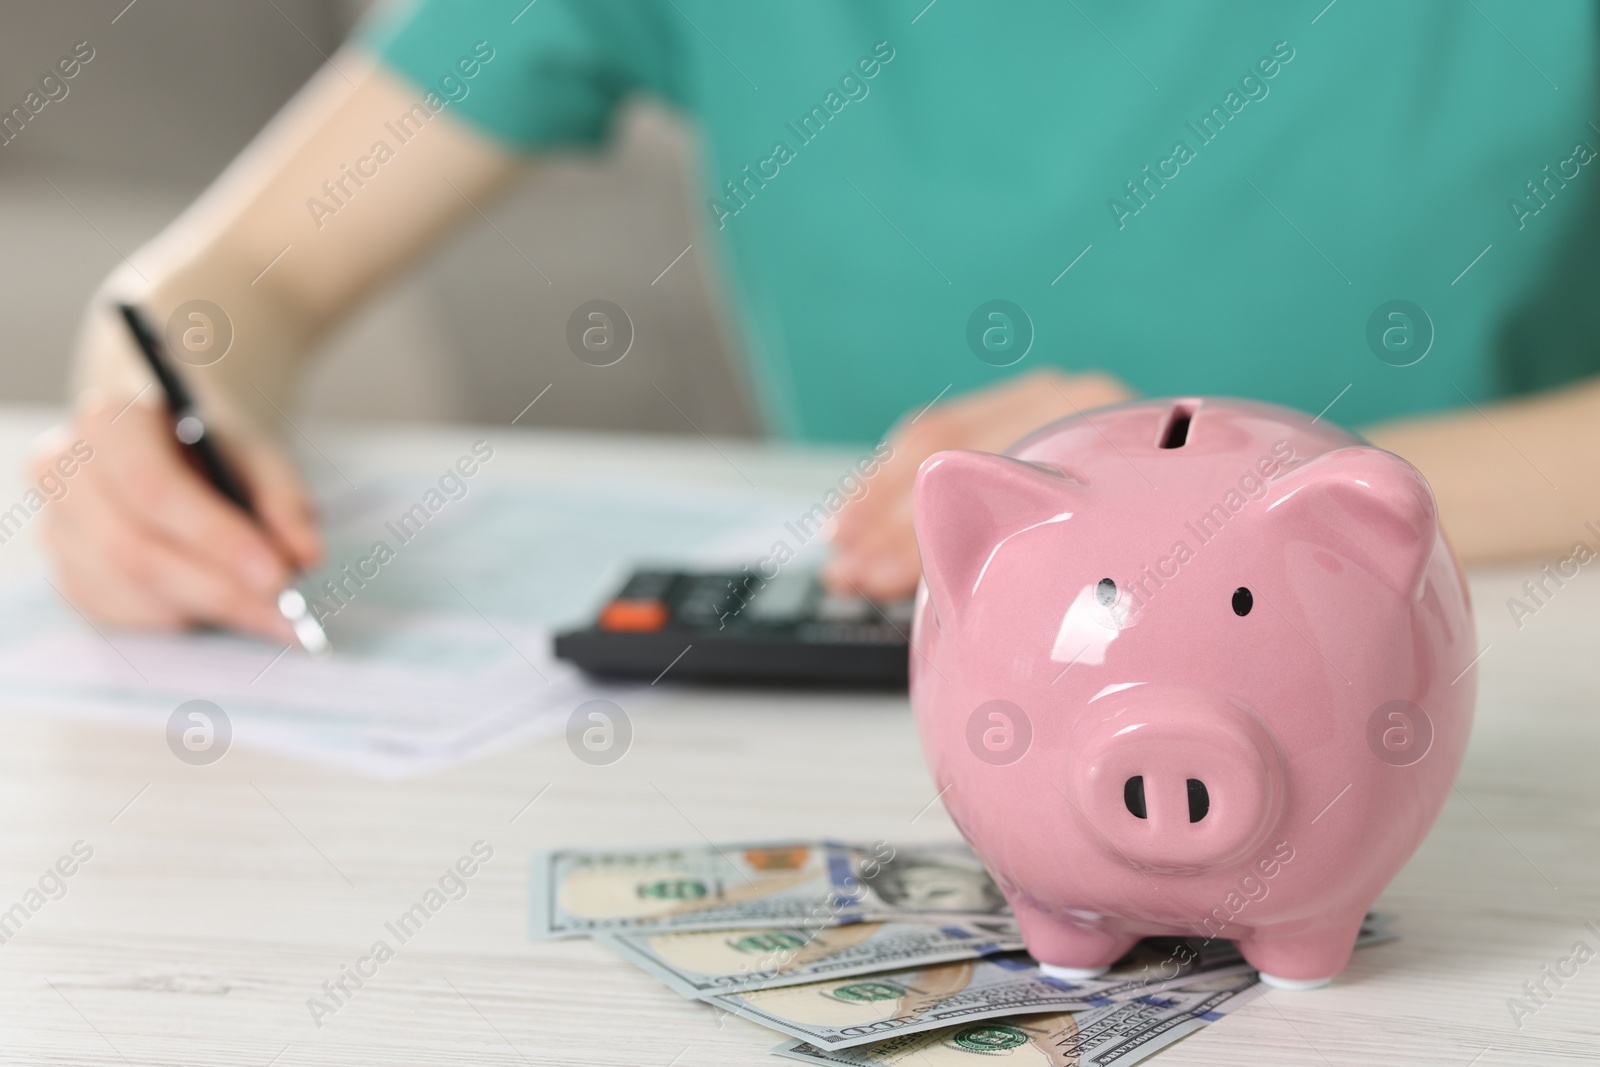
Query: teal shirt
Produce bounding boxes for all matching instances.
[365,0,1600,443]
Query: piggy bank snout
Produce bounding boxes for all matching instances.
[1068,692,1285,873]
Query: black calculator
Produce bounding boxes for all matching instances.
[552,568,913,688]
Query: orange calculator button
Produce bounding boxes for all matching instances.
[600,599,669,632]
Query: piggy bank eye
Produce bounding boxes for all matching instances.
[1096,578,1117,606]
[1231,587,1253,616]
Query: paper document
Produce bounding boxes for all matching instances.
[0,465,817,775]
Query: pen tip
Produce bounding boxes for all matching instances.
[278,587,332,656]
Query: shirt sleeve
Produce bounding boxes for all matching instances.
[357,0,682,152]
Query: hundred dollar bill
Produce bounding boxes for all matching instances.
[772,972,1266,1067]
[529,841,1007,939]
[708,918,1392,1051]
[599,919,1025,998]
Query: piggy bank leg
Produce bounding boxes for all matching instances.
[1014,906,1139,979]
[1236,912,1365,990]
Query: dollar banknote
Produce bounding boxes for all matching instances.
[772,972,1266,1067]
[599,919,1026,998]
[706,919,1392,1051]
[530,841,1008,938]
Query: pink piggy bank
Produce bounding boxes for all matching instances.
[909,397,1475,989]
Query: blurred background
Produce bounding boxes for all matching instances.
[0,0,760,436]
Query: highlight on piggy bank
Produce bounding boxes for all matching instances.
[908,396,1476,990]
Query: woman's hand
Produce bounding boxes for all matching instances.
[824,368,1135,601]
[38,47,518,644]
[34,393,323,643]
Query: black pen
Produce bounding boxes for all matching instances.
[116,302,330,655]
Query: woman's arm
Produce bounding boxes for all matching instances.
[1363,374,1600,565]
[39,46,522,640]
[78,46,521,430]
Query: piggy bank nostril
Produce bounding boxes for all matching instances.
[1187,778,1210,823]
[1123,776,1147,819]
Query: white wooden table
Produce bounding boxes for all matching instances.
[0,405,1594,1066]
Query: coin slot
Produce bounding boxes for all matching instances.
[1158,400,1199,449]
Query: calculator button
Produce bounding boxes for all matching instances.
[747,572,813,622]
[818,594,871,622]
[675,578,735,625]
[600,599,669,632]
[884,599,916,626]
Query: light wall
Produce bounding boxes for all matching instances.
[0,0,759,437]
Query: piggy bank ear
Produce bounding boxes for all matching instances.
[913,450,1078,622]
[1263,446,1437,598]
